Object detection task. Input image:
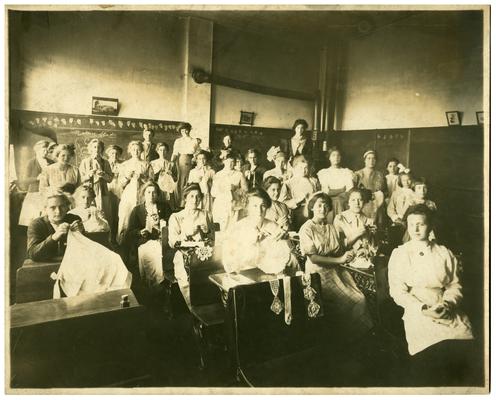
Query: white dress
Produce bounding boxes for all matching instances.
[188,166,216,213]
[117,158,154,243]
[222,217,297,275]
[387,187,415,221]
[211,169,246,232]
[317,166,355,221]
[388,241,473,355]
[150,158,176,205]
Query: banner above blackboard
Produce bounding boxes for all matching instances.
[11,109,185,166]
[13,109,183,135]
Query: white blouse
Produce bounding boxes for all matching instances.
[172,136,199,156]
[317,167,354,193]
[388,241,473,355]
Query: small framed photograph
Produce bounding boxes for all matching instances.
[476,111,484,125]
[239,111,255,126]
[445,111,461,126]
[92,96,119,116]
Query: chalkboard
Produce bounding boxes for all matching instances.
[210,124,292,168]
[12,110,184,165]
[328,129,409,172]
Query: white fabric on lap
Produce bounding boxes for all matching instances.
[53,231,131,298]
[138,239,164,287]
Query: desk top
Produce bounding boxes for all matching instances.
[10,289,140,329]
[209,268,288,292]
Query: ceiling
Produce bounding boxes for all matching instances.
[167,9,481,47]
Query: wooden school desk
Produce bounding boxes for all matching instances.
[10,289,148,388]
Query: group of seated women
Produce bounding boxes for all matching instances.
[18,117,475,384]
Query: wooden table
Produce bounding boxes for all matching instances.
[209,268,284,293]
[15,257,62,304]
[11,288,140,329]
[10,289,148,388]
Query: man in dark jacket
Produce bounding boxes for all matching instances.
[27,190,84,261]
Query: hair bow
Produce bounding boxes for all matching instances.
[397,163,410,174]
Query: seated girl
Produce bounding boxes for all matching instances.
[298,192,373,341]
[387,171,415,247]
[334,188,377,250]
[168,183,215,287]
[222,188,298,275]
[27,189,84,261]
[387,171,415,224]
[125,181,172,274]
[280,155,320,231]
[388,204,474,385]
[402,178,437,243]
[69,185,110,233]
[263,176,291,232]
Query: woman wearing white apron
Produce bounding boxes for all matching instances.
[18,140,54,226]
[117,141,154,244]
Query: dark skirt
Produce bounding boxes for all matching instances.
[174,154,194,208]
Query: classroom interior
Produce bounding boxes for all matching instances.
[7,8,487,390]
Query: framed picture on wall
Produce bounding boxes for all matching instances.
[476,111,484,125]
[92,96,119,116]
[445,111,461,126]
[239,111,255,126]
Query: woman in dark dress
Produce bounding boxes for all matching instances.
[125,181,173,273]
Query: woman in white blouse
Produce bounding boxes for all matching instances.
[150,142,177,208]
[171,122,199,207]
[211,151,248,233]
[117,141,154,244]
[188,150,216,214]
[317,147,355,223]
[168,183,215,287]
[388,204,474,385]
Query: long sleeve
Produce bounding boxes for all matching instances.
[145,163,154,182]
[27,219,59,261]
[442,249,463,306]
[387,191,400,221]
[167,213,183,247]
[388,248,423,310]
[39,170,49,192]
[79,159,91,182]
[100,159,114,183]
[126,206,159,247]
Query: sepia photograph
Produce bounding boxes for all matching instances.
[92,96,119,116]
[5,4,489,394]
